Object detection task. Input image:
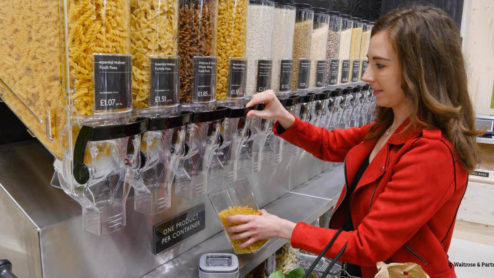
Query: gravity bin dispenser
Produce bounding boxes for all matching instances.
[0,1,368,277]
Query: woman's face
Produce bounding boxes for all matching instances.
[362,31,409,111]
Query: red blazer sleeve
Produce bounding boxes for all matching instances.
[273,117,372,162]
[290,137,457,266]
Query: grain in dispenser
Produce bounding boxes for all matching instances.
[245,0,275,97]
[309,7,329,88]
[292,3,313,91]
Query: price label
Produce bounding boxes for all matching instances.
[328,59,340,85]
[228,59,247,98]
[316,60,327,87]
[351,60,361,83]
[279,59,293,92]
[150,57,179,107]
[256,59,272,93]
[193,57,217,102]
[340,60,350,84]
[297,59,311,89]
[93,54,131,112]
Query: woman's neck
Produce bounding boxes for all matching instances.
[391,101,412,129]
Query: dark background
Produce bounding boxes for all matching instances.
[0,0,464,145]
[305,0,464,28]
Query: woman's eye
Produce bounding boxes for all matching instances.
[376,63,385,69]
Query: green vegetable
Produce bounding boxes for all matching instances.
[268,267,313,278]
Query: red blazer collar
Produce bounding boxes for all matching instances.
[387,119,422,145]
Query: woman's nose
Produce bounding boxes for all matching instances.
[361,65,373,83]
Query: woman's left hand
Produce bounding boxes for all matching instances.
[226,209,296,249]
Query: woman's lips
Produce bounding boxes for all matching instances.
[373,89,382,96]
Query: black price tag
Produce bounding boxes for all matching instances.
[150,57,179,107]
[153,204,206,254]
[361,60,369,79]
[340,60,350,84]
[297,59,311,89]
[94,54,131,112]
[228,58,247,98]
[351,60,361,82]
[256,59,272,92]
[193,57,217,102]
[316,60,327,87]
[279,59,293,92]
[328,59,339,85]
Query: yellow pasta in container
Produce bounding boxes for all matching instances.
[130,0,179,113]
[0,0,132,160]
[215,0,248,101]
[218,206,268,254]
[0,0,65,158]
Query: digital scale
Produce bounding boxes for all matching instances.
[476,115,494,137]
[199,253,239,278]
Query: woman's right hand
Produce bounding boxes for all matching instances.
[246,90,295,130]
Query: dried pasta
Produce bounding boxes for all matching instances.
[68,0,131,117]
[218,206,268,254]
[130,0,179,109]
[0,0,64,158]
[216,0,247,100]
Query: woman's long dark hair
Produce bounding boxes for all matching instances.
[366,5,482,171]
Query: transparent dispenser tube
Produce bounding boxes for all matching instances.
[349,85,363,128]
[337,14,352,85]
[56,119,147,235]
[326,11,342,86]
[178,0,218,111]
[130,0,180,115]
[349,18,363,83]
[245,0,275,97]
[312,90,331,127]
[132,112,190,215]
[309,8,329,88]
[292,3,313,91]
[327,88,344,130]
[175,108,228,200]
[271,0,296,97]
[338,87,354,129]
[209,107,251,190]
[216,0,248,102]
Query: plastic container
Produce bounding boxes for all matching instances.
[174,107,228,200]
[292,3,313,90]
[245,0,275,97]
[131,0,179,115]
[309,8,329,88]
[132,112,190,215]
[216,0,248,101]
[326,11,341,85]
[209,180,267,254]
[0,0,133,159]
[349,18,363,83]
[271,0,296,96]
[337,14,352,85]
[327,88,344,129]
[178,0,218,109]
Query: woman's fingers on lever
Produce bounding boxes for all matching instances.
[246,90,275,108]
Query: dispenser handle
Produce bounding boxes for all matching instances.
[72,119,148,184]
[0,260,17,278]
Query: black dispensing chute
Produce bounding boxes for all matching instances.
[73,119,149,184]
[147,112,192,131]
[0,260,16,278]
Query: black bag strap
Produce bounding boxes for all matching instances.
[303,228,344,278]
[322,243,348,277]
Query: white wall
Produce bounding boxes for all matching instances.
[461,0,494,116]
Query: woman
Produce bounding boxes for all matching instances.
[226,5,481,278]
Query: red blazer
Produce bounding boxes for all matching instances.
[274,117,468,278]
